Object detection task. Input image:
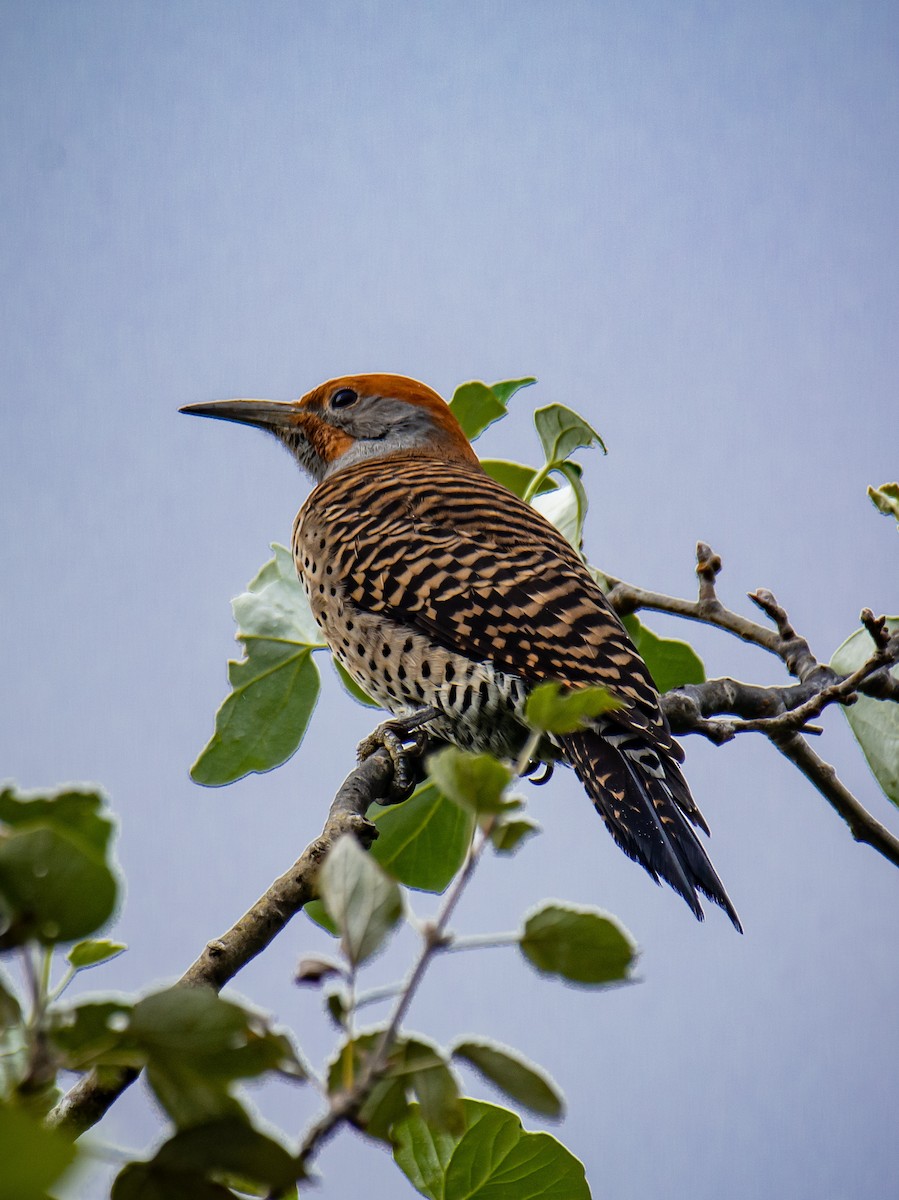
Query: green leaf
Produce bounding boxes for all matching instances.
[449,378,536,441]
[831,619,899,805]
[0,824,118,945]
[481,460,554,500]
[129,987,251,1060]
[426,748,512,816]
[0,1103,79,1200]
[868,481,899,527]
[155,1117,301,1190]
[324,987,348,1028]
[325,1031,410,1141]
[112,1116,302,1200]
[48,1000,135,1070]
[112,1163,231,1200]
[0,970,26,1098]
[145,1059,246,1128]
[66,938,127,970]
[319,835,403,965]
[520,902,636,986]
[452,1039,563,1118]
[621,614,706,693]
[130,987,304,1081]
[370,782,475,892]
[191,544,325,785]
[404,1037,465,1134]
[489,815,541,854]
[524,681,622,734]
[392,1099,591,1200]
[123,988,303,1127]
[333,658,379,707]
[534,404,606,466]
[303,898,338,936]
[190,642,320,785]
[489,378,537,407]
[328,1033,463,1141]
[391,1109,457,1200]
[530,466,587,550]
[0,785,114,853]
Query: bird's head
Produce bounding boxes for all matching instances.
[180,373,480,482]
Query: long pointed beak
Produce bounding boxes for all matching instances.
[179,398,300,432]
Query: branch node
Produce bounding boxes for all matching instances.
[860,608,890,651]
[695,541,723,606]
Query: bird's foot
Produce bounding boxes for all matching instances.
[357,707,439,803]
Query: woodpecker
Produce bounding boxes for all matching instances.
[182,374,741,929]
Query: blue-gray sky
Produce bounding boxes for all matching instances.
[2,3,897,1197]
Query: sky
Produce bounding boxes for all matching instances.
[2,2,898,1196]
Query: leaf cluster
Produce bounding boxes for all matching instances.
[301,746,636,1196]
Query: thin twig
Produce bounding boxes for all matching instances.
[730,646,895,735]
[297,820,493,1170]
[605,544,899,703]
[46,746,403,1138]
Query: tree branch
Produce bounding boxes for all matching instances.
[770,734,899,869]
[47,748,402,1138]
[605,542,899,702]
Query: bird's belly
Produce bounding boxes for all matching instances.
[302,574,530,760]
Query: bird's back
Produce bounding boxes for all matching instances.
[293,453,740,928]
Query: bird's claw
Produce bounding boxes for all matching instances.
[522,760,555,786]
[357,707,438,802]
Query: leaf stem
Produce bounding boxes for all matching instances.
[297,819,495,1170]
[441,931,520,953]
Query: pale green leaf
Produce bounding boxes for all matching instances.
[66,938,127,970]
[232,543,323,645]
[868,481,899,527]
[831,619,899,805]
[534,404,606,465]
[191,545,325,785]
[319,835,403,965]
[530,470,586,550]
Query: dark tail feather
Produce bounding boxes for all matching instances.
[563,728,742,932]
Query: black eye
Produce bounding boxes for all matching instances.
[331,388,359,410]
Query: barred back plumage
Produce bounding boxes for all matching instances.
[295,454,741,930]
[182,373,741,929]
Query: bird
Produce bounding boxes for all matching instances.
[182,374,741,929]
